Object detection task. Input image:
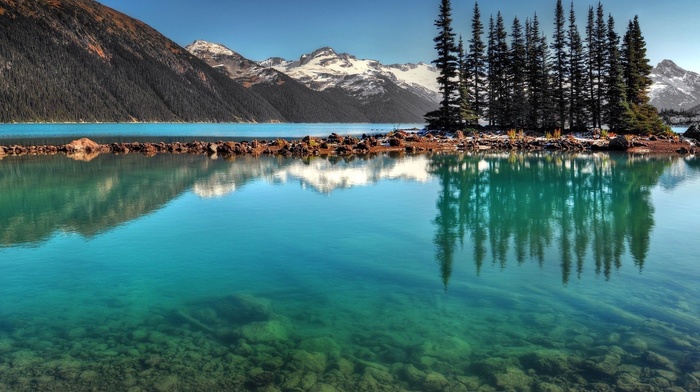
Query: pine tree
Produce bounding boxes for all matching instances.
[550,0,568,131]
[487,15,496,126]
[525,13,551,130]
[585,3,606,129]
[457,36,478,126]
[621,16,668,134]
[426,0,460,131]
[466,1,487,125]
[604,14,633,132]
[510,17,528,129]
[487,12,509,128]
[567,2,588,131]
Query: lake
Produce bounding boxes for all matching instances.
[0,123,425,146]
[1,138,699,390]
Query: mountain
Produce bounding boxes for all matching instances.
[186,40,366,122]
[0,0,283,123]
[649,60,700,111]
[188,41,439,123]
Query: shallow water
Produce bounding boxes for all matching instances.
[0,151,699,391]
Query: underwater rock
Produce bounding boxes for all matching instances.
[680,373,700,390]
[420,336,472,363]
[246,367,275,388]
[153,375,180,392]
[520,350,577,375]
[300,337,341,360]
[494,367,533,392]
[615,373,653,392]
[288,349,327,374]
[422,371,449,392]
[333,358,355,376]
[312,383,339,392]
[642,351,676,371]
[583,353,621,377]
[624,337,648,354]
[534,382,564,392]
[401,363,426,384]
[238,320,288,343]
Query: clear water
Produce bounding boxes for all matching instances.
[1,151,699,391]
[0,123,425,145]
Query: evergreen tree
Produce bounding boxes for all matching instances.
[585,3,606,129]
[457,36,478,126]
[621,16,668,134]
[568,2,588,131]
[487,12,510,128]
[550,0,568,131]
[487,15,496,126]
[426,0,460,131]
[525,13,551,130]
[510,17,528,129]
[604,14,633,132]
[466,2,487,125]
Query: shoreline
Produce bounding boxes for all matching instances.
[0,131,696,160]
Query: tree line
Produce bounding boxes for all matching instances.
[427,0,669,135]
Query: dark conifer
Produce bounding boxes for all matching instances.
[551,0,569,131]
[604,14,633,132]
[525,14,551,130]
[621,16,668,134]
[426,0,460,131]
[568,2,588,131]
[466,2,487,125]
[510,17,528,129]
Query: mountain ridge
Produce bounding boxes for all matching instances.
[187,40,438,123]
[649,60,700,111]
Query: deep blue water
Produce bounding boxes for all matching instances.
[0,146,699,391]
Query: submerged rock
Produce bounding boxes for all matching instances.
[420,336,472,363]
[238,320,288,343]
[300,337,341,360]
[494,367,533,392]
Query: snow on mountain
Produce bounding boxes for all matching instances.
[186,40,280,86]
[649,60,700,111]
[262,47,440,103]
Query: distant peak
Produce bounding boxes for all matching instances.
[186,40,236,57]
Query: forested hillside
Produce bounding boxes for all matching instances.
[0,0,283,123]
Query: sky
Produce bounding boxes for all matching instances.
[98,0,700,72]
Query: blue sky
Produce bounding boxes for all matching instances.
[99,0,700,72]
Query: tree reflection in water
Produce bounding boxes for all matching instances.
[429,152,672,288]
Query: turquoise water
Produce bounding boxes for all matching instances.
[0,123,424,144]
[1,151,700,391]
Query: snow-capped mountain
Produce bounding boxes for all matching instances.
[261,47,440,104]
[187,40,281,86]
[187,41,438,123]
[649,60,700,111]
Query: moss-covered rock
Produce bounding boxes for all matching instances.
[238,320,288,344]
[494,367,532,392]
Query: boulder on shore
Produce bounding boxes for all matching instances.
[65,138,100,153]
[608,135,630,150]
[684,123,700,140]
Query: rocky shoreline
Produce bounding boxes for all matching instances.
[0,131,697,160]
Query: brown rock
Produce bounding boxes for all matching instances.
[609,135,630,150]
[65,138,100,153]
